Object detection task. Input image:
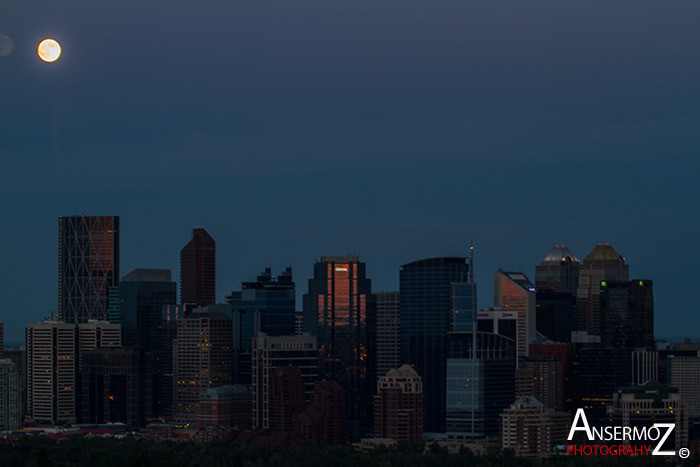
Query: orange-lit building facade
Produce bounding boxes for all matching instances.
[302,255,375,441]
[58,215,119,323]
[494,270,536,363]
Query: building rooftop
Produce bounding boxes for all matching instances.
[121,268,172,282]
[385,364,420,379]
[541,245,580,265]
[583,243,624,264]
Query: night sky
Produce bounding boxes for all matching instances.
[2,0,699,343]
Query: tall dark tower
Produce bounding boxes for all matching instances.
[303,255,375,441]
[600,280,654,350]
[399,256,469,433]
[180,228,215,305]
[535,245,580,342]
[58,215,119,323]
[576,243,629,337]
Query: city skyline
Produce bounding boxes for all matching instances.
[2,0,700,344]
[0,219,693,343]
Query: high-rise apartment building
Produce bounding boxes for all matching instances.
[576,243,629,337]
[173,307,233,416]
[26,320,77,424]
[500,396,570,458]
[374,291,400,378]
[600,280,654,350]
[373,364,423,443]
[494,270,536,362]
[251,333,318,429]
[58,215,119,323]
[226,266,296,337]
[303,255,375,441]
[0,358,20,431]
[399,256,469,433]
[180,228,216,305]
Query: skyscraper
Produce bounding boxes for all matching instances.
[576,243,629,337]
[111,269,176,348]
[26,320,77,424]
[445,332,515,440]
[374,291,400,378]
[303,255,375,441]
[109,268,176,416]
[494,270,536,362]
[600,280,654,350]
[226,266,296,337]
[58,215,119,323]
[535,245,580,343]
[180,227,216,305]
[173,307,233,417]
[399,256,469,433]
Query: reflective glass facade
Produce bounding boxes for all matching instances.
[446,332,515,440]
[302,255,375,441]
[399,257,468,433]
[111,269,176,416]
[227,266,296,337]
[58,215,119,323]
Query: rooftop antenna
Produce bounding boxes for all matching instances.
[469,241,477,440]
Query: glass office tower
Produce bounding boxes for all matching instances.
[445,332,515,439]
[58,215,119,323]
[227,266,296,337]
[399,256,469,433]
[303,255,375,441]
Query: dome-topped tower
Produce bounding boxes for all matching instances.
[541,245,580,265]
[583,243,624,264]
[576,243,629,337]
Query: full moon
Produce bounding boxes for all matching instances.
[38,38,61,62]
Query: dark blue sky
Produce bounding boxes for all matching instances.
[1,0,699,343]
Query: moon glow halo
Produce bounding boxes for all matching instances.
[38,39,61,62]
